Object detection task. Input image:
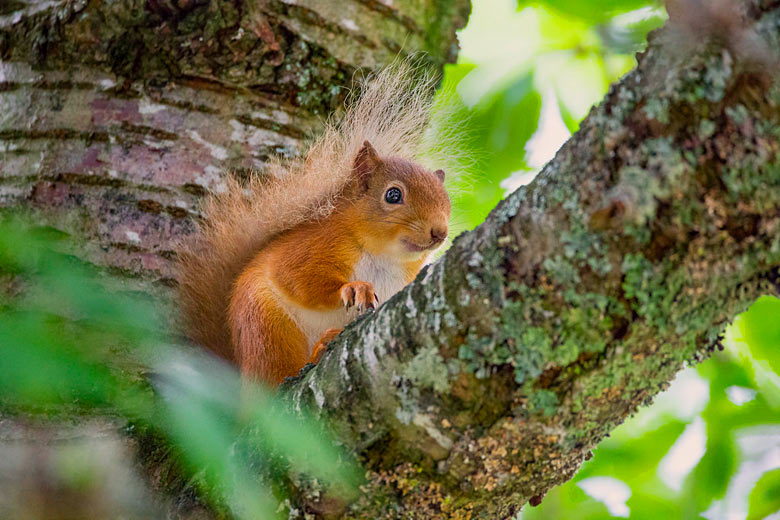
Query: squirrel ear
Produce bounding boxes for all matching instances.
[433,169,445,183]
[353,140,381,190]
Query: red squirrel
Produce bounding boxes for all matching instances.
[177,64,452,385]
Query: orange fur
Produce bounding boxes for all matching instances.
[177,60,456,386]
[310,328,342,366]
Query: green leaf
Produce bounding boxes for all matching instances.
[439,69,542,228]
[518,0,655,23]
[747,467,780,520]
[556,91,581,133]
[575,420,687,484]
[521,479,614,519]
[685,432,737,514]
[626,491,685,520]
[738,296,780,375]
[698,351,756,397]
[0,219,357,518]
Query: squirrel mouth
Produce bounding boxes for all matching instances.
[402,239,434,253]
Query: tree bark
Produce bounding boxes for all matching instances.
[3,0,780,519]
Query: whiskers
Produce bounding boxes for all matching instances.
[381,216,423,233]
[447,213,470,234]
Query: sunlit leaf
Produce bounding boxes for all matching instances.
[440,69,541,228]
[518,0,656,23]
[556,91,581,133]
[737,296,780,375]
[684,433,736,514]
[626,491,685,520]
[521,477,615,519]
[747,467,780,520]
[575,420,687,483]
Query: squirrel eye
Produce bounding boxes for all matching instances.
[384,187,403,204]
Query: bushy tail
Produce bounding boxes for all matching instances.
[177,59,465,359]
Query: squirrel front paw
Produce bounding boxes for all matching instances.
[339,281,378,313]
[309,328,342,365]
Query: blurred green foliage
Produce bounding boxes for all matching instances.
[749,468,780,520]
[519,0,651,23]
[0,218,358,519]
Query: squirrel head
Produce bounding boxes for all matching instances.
[349,140,450,259]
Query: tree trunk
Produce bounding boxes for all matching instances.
[3,0,780,518]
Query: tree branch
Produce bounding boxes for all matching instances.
[281,1,780,516]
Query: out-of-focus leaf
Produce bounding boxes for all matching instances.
[154,357,278,519]
[439,68,541,228]
[244,395,361,490]
[478,73,541,173]
[698,352,756,392]
[574,420,687,483]
[596,12,666,54]
[556,89,582,133]
[737,296,780,375]
[0,218,358,518]
[747,467,780,520]
[685,432,736,514]
[626,491,685,520]
[0,312,134,410]
[521,477,615,519]
[697,351,778,425]
[620,14,665,46]
[547,53,611,123]
[440,62,476,88]
[0,220,163,341]
[518,0,655,23]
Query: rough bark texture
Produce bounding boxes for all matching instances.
[3,0,780,518]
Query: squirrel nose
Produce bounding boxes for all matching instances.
[430,226,448,245]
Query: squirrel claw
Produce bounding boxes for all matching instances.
[340,281,377,314]
[308,328,342,365]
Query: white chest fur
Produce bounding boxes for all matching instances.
[351,252,409,303]
[279,252,415,352]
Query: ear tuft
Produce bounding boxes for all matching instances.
[362,140,380,162]
[353,140,382,190]
[434,169,445,183]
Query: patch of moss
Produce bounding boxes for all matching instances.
[527,390,559,417]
